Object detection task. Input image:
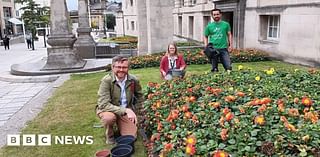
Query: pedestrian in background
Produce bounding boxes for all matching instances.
[3,35,10,50]
[204,8,233,73]
[26,33,32,49]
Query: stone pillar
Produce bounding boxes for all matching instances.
[74,0,96,59]
[137,0,148,54]
[42,0,86,70]
[137,0,174,54]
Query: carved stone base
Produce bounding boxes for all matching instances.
[74,27,96,59]
[41,48,87,70]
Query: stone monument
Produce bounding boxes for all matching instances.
[74,0,96,59]
[42,0,86,70]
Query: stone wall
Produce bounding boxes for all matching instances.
[244,1,320,66]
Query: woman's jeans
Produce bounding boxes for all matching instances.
[211,48,232,71]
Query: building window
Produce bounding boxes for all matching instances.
[203,16,211,30]
[178,16,182,35]
[191,0,197,5]
[131,21,135,30]
[126,19,129,30]
[130,0,133,6]
[260,15,280,41]
[267,16,280,39]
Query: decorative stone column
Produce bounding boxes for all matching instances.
[74,0,96,59]
[42,0,86,70]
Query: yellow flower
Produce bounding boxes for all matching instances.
[255,76,261,81]
[238,65,244,70]
[266,70,274,75]
[294,69,299,72]
[270,68,275,72]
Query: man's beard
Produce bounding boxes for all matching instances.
[214,17,220,22]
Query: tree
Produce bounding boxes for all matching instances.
[16,0,50,50]
[106,14,115,30]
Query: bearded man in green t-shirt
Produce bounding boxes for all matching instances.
[204,8,233,72]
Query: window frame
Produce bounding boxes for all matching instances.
[267,15,280,40]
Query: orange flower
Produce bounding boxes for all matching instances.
[238,106,245,113]
[170,123,176,130]
[288,108,300,117]
[304,112,319,124]
[257,104,267,113]
[181,105,189,112]
[220,129,228,141]
[224,95,236,103]
[236,91,245,97]
[164,143,173,152]
[213,150,229,157]
[278,103,285,112]
[189,96,197,102]
[185,144,196,155]
[210,102,221,108]
[157,122,163,132]
[184,112,193,119]
[302,96,313,107]
[254,115,265,125]
[219,116,225,127]
[284,123,297,132]
[293,97,299,104]
[222,107,230,115]
[186,135,197,145]
[280,116,288,123]
[261,97,271,104]
[150,133,160,142]
[225,112,234,121]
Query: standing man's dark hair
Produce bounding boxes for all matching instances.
[204,8,233,73]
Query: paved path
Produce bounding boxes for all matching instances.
[0,38,111,148]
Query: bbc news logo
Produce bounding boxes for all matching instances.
[7,134,94,146]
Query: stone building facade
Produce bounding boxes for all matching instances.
[173,0,213,42]
[244,0,320,66]
[0,0,15,38]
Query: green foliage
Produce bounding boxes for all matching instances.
[143,67,320,156]
[106,14,115,29]
[18,0,50,50]
[130,49,271,69]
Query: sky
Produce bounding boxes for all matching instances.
[67,0,121,11]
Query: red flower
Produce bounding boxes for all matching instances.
[213,150,229,157]
[186,135,197,145]
[164,143,173,152]
[220,129,228,141]
[185,144,196,155]
[225,112,234,121]
[301,96,313,107]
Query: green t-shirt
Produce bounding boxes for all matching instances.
[204,21,231,49]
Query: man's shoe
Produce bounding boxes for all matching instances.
[211,69,219,73]
[105,136,115,144]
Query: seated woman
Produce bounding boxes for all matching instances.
[160,43,187,80]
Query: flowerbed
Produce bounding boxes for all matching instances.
[130,49,270,69]
[142,67,320,156]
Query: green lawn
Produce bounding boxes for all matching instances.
[0,61,312,157]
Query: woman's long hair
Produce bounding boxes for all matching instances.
[166,42,178,56]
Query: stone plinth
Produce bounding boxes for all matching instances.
[41,0,86,70]
[74,0,96,59]
[74,27,96,59]
[42,35,86,70]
